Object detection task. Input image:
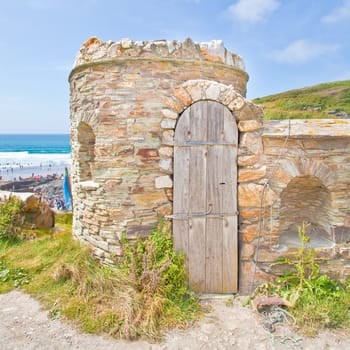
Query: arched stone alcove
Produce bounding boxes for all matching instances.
[278,175,333,248]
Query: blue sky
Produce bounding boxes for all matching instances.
[1,0,349,134]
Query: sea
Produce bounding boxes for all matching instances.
[0,134,71,181]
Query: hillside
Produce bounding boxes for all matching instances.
[253,80,350,120]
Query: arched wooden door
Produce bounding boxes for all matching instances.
[173,101,238,293]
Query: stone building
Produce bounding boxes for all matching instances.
[69,37,350,294]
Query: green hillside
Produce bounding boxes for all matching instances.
[253,80,350,120]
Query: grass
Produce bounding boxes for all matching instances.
[0,214,200,340]
[253,80,350,120]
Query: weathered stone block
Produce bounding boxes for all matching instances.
[238,166,266,183]
[133,191,168,207]
[238,120,263,132]
[155,175,173,188]
[240,243,255,260]
[238,184,276,207]
[240,132,263,155]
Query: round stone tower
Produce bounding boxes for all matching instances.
[69,37,249,262]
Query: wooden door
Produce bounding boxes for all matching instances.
[173,101,238,293]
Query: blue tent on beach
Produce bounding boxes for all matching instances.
[63,167,72,210]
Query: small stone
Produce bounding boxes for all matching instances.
[120,38,133,49]
[238,120,263,132]
[162,130,174,145]
[237,102,264,121]
[161,109,178,120]
[173,87,192,106]
[238,166,266,182]
[240,132,263,155]
[238,183,276,207]
[159,158,172,172]
[238,155,260,167]
[228,95,245,111]
[204,84,222,100]
[159,146,173,157]
[161,119,176,129]
[240,243,255,259]
[155,175,173,188]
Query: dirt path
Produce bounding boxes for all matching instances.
[0,290,348,350]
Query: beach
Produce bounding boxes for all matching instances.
[0,163,68,182]
[0,134,71,210]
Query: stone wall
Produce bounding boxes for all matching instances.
[70,37,350,294]
[240,119,350,293]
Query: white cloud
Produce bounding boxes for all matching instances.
[270,39,339,64]
[321,0,350,23]
[227,0,280,23]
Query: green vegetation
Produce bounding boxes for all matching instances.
[253,80,350,120]
[0,196,24,241]
[255,223,350,336]
[0,213,200,340]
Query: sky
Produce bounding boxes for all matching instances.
[1,0,350,134]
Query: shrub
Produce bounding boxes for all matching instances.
[48,220,200,340]
[255,222,350,335]
[0,196,24,241]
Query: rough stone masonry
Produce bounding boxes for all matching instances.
[69,37,350,294]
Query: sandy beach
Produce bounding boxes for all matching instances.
[0,164,71,211]
[0,164,68,182]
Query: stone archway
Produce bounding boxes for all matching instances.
[279,175,333,248]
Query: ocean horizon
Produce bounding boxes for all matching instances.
[0,134,71,181]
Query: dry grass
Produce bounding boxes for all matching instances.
[1,214,200,341]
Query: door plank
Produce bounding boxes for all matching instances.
[206,217,223,292]
[189,146,207,213]
[222,215,238,293]
[174,108,191,145]
[206,143,224,292]
[189,217,206,292]
[207,101,224,143]
[191,100,208,141]
[223,108,237,143]
[173,146,190,271]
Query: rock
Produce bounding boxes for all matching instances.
[238,184,276,207]
[238,166,266,182]
[155,175,173,189]
[253,296,293,310]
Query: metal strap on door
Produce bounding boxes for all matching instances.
[174,141,237,147]
[166,203,238,220]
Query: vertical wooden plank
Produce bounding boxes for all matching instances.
[174,108,191,144]
[174,107,191,273]
[188,145,207,288]
[222,108,238,292]
[222,215,238,293]
[223,108,237,143]
[188,217,206,292]
[206,144,223,292]
[189,146,207,213]
[206,217,223,292]
[173,147,190,272]
[207,101,224,143]
[222,145,237,214]
[191,101,208,141]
